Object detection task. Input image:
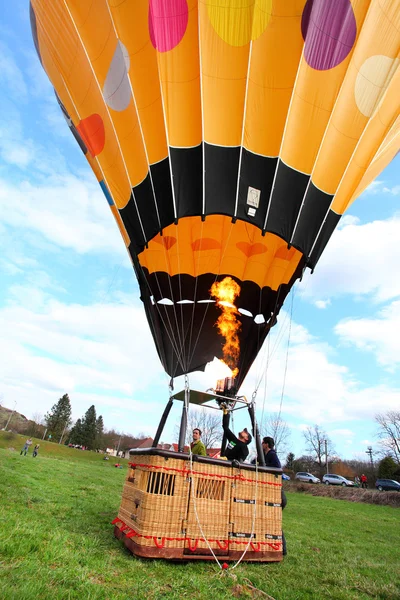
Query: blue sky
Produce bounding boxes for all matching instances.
[1,4,399,462]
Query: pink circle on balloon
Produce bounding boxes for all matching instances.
[149,0,188,53]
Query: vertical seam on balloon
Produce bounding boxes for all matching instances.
[262,45,306,232]
[59,72,131,245]
[149,1,188,370]
[233,37,253,219]
[36,5,185,372]
[106,0,187,371]
[290,0,377,248]
[63,1,185,371]
[105,1,162,233]
[308,25,398,261]
[62,0,148,244]
[198,1,206,216]
[32,6,132,233]
[186,219,235,373]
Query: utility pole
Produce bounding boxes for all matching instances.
[4,401,17,431]
[325,439,329,474]
[366,446,374,470]
[116,435,122,456]
[42,428,48,440]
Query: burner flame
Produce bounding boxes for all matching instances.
[210,277,241,378]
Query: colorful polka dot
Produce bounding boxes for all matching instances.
[355,55,400,118]
[301,0,356,70]
[149,0,188,53]
[252,0,273,42]
[76,114,105,157]
[103,41,131,112]
[206,0,253,47]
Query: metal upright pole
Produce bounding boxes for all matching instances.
[325,439,329,474]
[220,412,230,457]
[152,398,174,447]
[248,402,265,466]
[178,381,189,453]
[4,402,17,431]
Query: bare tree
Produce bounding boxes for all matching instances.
[303,425,335,477]
[375,411,400,463]
[261,413,291,457]
[176,408,222,450]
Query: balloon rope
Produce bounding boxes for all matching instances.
[184,377,223,569]
[276,288,294,424]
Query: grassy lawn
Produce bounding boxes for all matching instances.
[0,434,399,600]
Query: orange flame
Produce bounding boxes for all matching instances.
[210,277,241,378]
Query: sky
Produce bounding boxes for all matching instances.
[1,3,399,462]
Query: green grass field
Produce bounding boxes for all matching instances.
[0,433,399,600]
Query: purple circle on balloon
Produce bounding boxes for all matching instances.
[149,0,188,53]
[301,0,357,70]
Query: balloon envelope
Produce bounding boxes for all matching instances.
[30,0,400,385]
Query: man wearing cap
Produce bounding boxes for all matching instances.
[222,413,252,462]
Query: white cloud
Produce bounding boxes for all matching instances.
[300,215,400,303]
[315,299,331,309]
[335,300,400,370]
[338,215,360,228]
[0,290,167,432]
[363,180,400,197]
[0,42,28,99]
[330,429,355,437]
[0,174,127,257]
[180,309,400,427]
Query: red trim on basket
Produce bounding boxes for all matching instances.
[187,539,199,552]
[126,530,137,538]
[128,463,281,487]
[216,539,229,551]
[112,518,282,552]
[250,542,261,552]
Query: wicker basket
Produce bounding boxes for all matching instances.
[113,449,283,562]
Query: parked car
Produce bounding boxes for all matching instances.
[322,474,354,487]
[295,472,320,484]
[282,473,291,481]
[375,479,400,492]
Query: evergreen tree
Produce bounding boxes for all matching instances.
[95,415,105,450]
[285,452,295,470]
[81,405,97,450]
[44,394,72,441]
[378,455,398,479]
[69,418,84,446]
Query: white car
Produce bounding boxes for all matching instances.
[295,472,320,484]
[322,474,354,487]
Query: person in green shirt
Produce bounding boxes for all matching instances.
[190,428,207,456]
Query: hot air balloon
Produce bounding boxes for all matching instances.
[30,0,400,563]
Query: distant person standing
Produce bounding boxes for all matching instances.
[360,474,368,489]
[32,444,40,458]
[20,438,33,456]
